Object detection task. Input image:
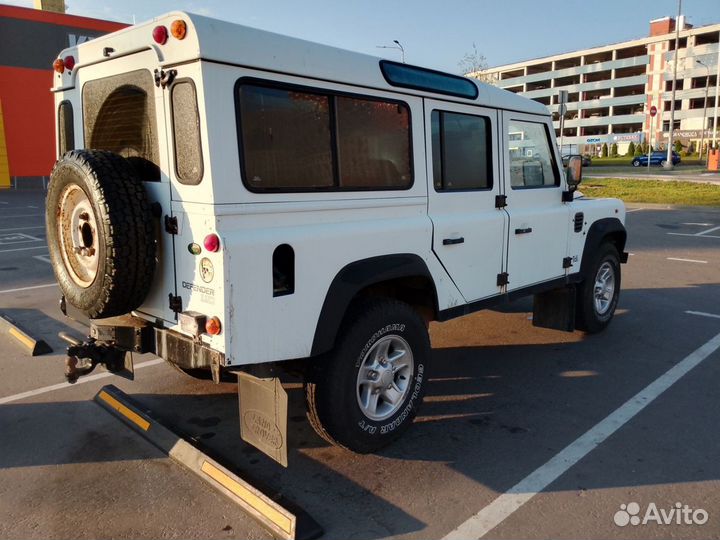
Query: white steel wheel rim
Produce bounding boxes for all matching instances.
[57,184,100,288]
[593,261,615,315]
[356,335,414,421]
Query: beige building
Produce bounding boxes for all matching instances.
[481,17,720,155]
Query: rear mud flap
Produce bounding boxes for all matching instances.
[532,286,576,332]
[237,373,288,467]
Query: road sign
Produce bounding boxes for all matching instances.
[650,105,657,117]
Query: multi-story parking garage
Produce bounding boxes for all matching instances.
[481,16,720,156]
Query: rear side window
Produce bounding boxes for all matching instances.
[237,81,412,192]
[171,80,204,185]
[431,110,492,191]
[507,120,559,188]
[58,100,74,156]
[82,69,160,181]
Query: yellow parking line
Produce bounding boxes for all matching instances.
[8,327,34,349]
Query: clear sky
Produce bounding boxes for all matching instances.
[5,0,720,73]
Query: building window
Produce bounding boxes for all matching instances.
[171,81,204,185]
[507,120,559,188]
[237,81,412,192]
[431,110,492,191]
[662,120,681,132]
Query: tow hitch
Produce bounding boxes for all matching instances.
[59,332,135,383]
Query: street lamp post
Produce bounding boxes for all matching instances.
[665,0,682,169]
[697,59,710,161]
[376,41,405,63]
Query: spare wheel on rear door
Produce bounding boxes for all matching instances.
[46,149,157,319]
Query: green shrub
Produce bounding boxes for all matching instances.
[627,141,636,156]
[601,143,608,157]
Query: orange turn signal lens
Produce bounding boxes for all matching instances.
[53,58,64,73]
[171,19,187,40]
[205,316,221,335]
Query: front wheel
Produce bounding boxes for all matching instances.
[632,160,640,167]
[576,243,621,334]
[305,299,430,453]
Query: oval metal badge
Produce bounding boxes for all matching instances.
[199,257,214,283]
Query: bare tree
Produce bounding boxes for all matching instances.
[458,43,495,84]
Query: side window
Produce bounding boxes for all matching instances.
[58,100,74,156]
[237,81,412,192]
[171,80,204,185]
[82,69,160,181]
[507,120,559,188]
[431,110,492,191]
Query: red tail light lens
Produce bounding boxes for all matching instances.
[152,25,168,45]
[205,316,222,335]
[63,55,75,71]
[53,58,64,73]
[203,233,220,252]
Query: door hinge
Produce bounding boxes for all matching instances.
[164,215,178,235]
[154,68,177,89]
[496,272,509,286]
[168,294,182,313]
[495,194,508,209]
[563,256,573,269]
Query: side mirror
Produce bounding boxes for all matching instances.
[565,155,583,191]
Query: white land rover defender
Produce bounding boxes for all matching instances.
[48,12,627,460]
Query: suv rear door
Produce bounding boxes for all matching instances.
[78,50,177,322]
[425,100,508,302]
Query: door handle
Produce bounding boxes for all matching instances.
[514,227,533,235]
[443,237,465,245]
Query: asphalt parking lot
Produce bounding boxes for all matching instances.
[1,189,719,539]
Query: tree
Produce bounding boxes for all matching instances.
[634,144,643,157]
[459,43,495,84]
[610,143,618,157]
[627,141,636,156]
[674,139,683,153]
[601,143,608,157]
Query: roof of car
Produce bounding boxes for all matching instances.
[55,11,548,116]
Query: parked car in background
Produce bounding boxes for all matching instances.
[631,151,681,167]
[562,154,592,167]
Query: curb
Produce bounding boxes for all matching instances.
[0,313,52,356]
[94,385,323,540]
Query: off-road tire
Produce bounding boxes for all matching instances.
[46,150,156,319]
[305,299,430,453]
[575,242,621,334]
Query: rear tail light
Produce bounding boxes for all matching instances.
[171,19,187,40]
[63,55,75,71]
[203,233,220,252]
[152,25,168,45]
[205,316,222,335]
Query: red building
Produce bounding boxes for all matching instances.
[0,4,125,188]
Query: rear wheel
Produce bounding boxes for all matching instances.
[305,299,430,453]
[576,243,621,333]
[632,160,640,167]
[660,159,668,167]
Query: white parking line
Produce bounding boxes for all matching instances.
[26,205,38,209]
[443,330,720,540]
[0,201,7,204]
[697,225,720,236]
[667,233,720,239]
[0,245,48,253]
[667,257,707,264]
[686,311,720,320]
[625,208,645,213]
[0,214,43,219]
[0,358,165,405]
[33,255,52,264]
[682,223,714,226]
[0,225,45,232]
[0,283,56,294]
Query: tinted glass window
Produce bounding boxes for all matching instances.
[336,97,411,188]
[171,81,204,185]
[507,120,559,188]
[239,85,333,190]
[380,61,478,99]
[237,82,412,192]
[83,69,159,181]
[58,100,74,156]
[431,110,492,191]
